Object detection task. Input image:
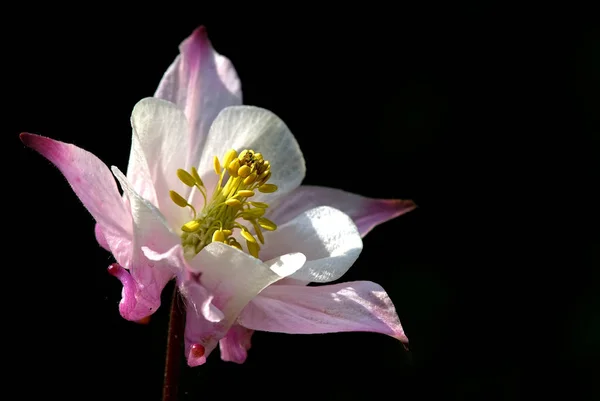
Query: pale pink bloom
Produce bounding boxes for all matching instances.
[20,26,415,366]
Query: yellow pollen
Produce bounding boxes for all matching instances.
[243,172,257,185]
[240,229,257,243]
[237,190,255,198]
[177,169,196,187]
[182,220,201,232]
[225,198,242,207]
[169,190,188,208]
[222,149,238,168]
[250,220,265,244]
[238,165,252,178]
[212,230,225,243]
[258,184,277,193]
[191,167,203,187]
[247,240,260,258]
[213,156,221,175]
[228,159,240,177]
[172,148,279,259]
[257,217,277,231]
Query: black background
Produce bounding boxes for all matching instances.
[9,7,599,401]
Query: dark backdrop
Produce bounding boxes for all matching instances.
[9,7,599,401]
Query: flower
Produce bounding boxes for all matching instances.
[20,26,416,366]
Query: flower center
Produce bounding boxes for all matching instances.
[170,149,278,260]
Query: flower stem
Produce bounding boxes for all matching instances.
[162,286,184,401]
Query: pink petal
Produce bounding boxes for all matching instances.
[155,26,242,171]
[238,281,409,345]
[20,133,133,267]
[107,263,161,322]
[111,167,181,321]
[219,324,254,364]
[180,243,306,366]
[269,185,416,237]
[94,223,110,251]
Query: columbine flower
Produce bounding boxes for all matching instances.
[20,26,415,366]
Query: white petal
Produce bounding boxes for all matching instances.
[112,166,180,268]
[190,243,304,318]
[111,166,180,319]
[261,206,363,283]
[192,106,305,204]
[181,243,304,363]
[129,97,192,229]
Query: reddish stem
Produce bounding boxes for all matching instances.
[162,287,185,401]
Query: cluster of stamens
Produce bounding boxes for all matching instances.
[169,149,278,259]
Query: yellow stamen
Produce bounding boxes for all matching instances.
[241,208,265,219]
[240,229,256,243]
[238,150,249,161]
[243,172,257,185]
[213,156,221,175]
[228,159,240,177]
[238,165,252,178]
[182,220,201,232]
[212,230,225,243]
[171,148,279,258]
[169,190,188,208]
[247,240,260,258]
[223,149,238,168]
[251,220,265,244]
[191,167,203,187]
[258,184,278,193]
[225,198,242,207]
[237,190,255,198]
[177,169,196,187]
[257,217,277,231]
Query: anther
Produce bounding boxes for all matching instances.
[182,220,201,232]
[238,150,249,161]
[251,221,265,244]
[228,159,240,177]
[237,190,255,198]
[238,165,252,178]
[191,167,204,187]
[225,198,242,207]
[250,201,269,208]
[243,172,257,185]
[240,229,256,243]
[257,217,277,231]
[213,156,221,175]
[170,190,189,207]
[212,230,225,243]
[258,184,278,193]
[177,169,196,187]
[223,149,238,168]
[247,240,260,258]
[242,208,265,219]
